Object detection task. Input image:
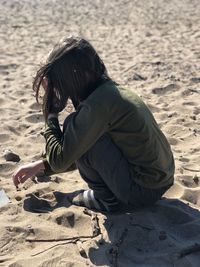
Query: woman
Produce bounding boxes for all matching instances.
[12,36,174,212]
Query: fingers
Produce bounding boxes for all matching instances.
[12,161,42,189]
[12,171,21,187]
[12,168,30,188]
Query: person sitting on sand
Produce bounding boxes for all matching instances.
[12,36,175,212]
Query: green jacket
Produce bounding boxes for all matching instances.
[43,81,174,189]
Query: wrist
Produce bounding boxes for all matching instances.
[33,160,45,171]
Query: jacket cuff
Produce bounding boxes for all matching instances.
[42,158,55,176]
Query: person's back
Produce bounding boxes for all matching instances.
[87,81,175,189]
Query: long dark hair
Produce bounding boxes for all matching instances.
[33,36,110,121]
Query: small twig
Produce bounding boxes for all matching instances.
[122,64,136,73]
[29,232,101,257]
[182,166,200,172]
[26,234,98,243]
[31,239,79,256]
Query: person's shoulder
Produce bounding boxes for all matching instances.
[84,81,140,109]
[87,80,119,102]
[96,80,119,94]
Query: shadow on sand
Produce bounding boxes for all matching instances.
[23,192,200,267]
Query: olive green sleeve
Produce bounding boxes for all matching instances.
[43,100,110,173]
[42,158,77,176]
[43,158,55,176]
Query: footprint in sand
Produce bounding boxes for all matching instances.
[54,211,75,228]
[147,103,161,113]
[0,64,18,76]
[49,208,92,234]
[25,113,44,123]
[0,64,18,70]
[181,89,194,97]
[182,101,197,106]
[0,98,5,106]
[193,107,200,115]
[152,83,180,94]
[0,163,16,174]
[178,175,200,188]
[0,133,9,143]
[13,90,27,97]
[167,137,179,146]
[190,77,200,83]
[15,195,22,202]
[18,98,29,105]
[179,157,190,163]
[181,189,200,206]
[29,102,42,110]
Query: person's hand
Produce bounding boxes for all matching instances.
[12,160,45,188]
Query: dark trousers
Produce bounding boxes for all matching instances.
[64,114,171,208]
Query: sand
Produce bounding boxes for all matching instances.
[0,0,200,266]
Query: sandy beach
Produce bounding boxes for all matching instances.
[0,0,200,266]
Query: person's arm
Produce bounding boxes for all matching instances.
[12,159,45,187]
[42,157,77,175]
[44,98,110,173]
